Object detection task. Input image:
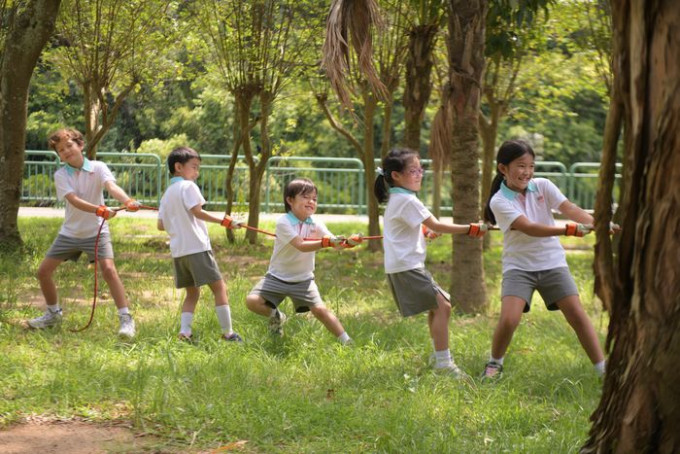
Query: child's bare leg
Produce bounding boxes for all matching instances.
[309,305,345,337]
[182,286,200,313]
[246,294,272,316]
[429,293,451,352]
[557,295,605,364]
[490,296,525,359]
[208,279,228,307]
[99,258,129,309]
[37,257,62,305]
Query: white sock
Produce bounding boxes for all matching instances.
[215,305,233,334]
[338,332,351,344]
[489,355,504,365]
[434,349,453,368]
[117,307,130,316]
[180,312,194,335]
[47,303,61,313]
[270,308,278,317]
[594,360,606,377]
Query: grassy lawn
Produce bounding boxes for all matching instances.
[0,217,607,453]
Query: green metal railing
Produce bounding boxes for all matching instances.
[21,150,620,213]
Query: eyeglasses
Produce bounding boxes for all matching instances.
[406,167,425,177]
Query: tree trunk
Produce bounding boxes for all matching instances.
[362,90,381,252]
[445,0,488,314]
[83,82,102,159]
[582,1,680,452]
[479,102,502,251]
[403,24,438,151]
[244,91,274,245]
[432,166,443,219]
[0,0,61,251]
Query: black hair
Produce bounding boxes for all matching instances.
[374,147,419,203]
[284,178,318,212]
[483,140,536,224]
[167,146,201,176]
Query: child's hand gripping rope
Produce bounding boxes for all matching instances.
[340,233,363,248]
[467,222,488,238]
[221,214,243,229]
[565,222,593,237]
[422,225,440,240]
[321,235,346,248]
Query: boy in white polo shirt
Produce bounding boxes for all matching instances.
[27,128,139,338]
[482,139,605,380]
[157,146,242,342]
[245,178,355,344]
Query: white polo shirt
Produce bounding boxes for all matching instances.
[55,159,115,238]
[267,212,331,282]
[158,177,212,258]
[383,188,431,274]
[490,178,568,273]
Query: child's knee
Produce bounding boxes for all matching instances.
[245,294,263,311]
[310,305,330,318]
[499,313,521,331]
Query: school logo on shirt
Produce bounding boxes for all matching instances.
[537,195,545,203]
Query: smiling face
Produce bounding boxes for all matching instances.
[498,152,535,192]
[391,156,424,192]
[286,189,318,221]
[174,157,201,181]
[54,136,85,168]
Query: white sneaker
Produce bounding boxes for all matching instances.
[434,362,469,380]
[268,310,287,335]
[118,314,136,339]
[27,309,63,329]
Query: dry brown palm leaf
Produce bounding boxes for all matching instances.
[429,98,452,170]
[322,0,388,110]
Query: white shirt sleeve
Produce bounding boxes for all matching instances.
[539,178,568,211]
[276,219,299,246]
[181,182,206,212]
[402,197,432,229]
[491,195,522,233]
[54,170,72,201]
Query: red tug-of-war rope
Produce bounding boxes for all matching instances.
[70,204,158,333]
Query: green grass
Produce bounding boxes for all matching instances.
[0,217,607,453]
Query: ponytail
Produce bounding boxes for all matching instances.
[484,173,504,225]
[374,173,389,203]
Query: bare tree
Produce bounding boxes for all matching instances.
[582,1,680,452]
[190,0,321,243]
[0,0,61,251]
[49,0,174,158]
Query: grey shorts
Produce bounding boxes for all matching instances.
[46,233,114,262]
[501,267,579,312]
[387,268,450,317]
[248,273,324,313]
[173,251,223,288]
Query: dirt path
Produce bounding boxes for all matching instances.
[0,420,160,454]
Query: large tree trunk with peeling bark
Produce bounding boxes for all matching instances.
[582,1,680,452]
[445,0,487,313]
[403,24,438,151]
[0,0,61,251]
